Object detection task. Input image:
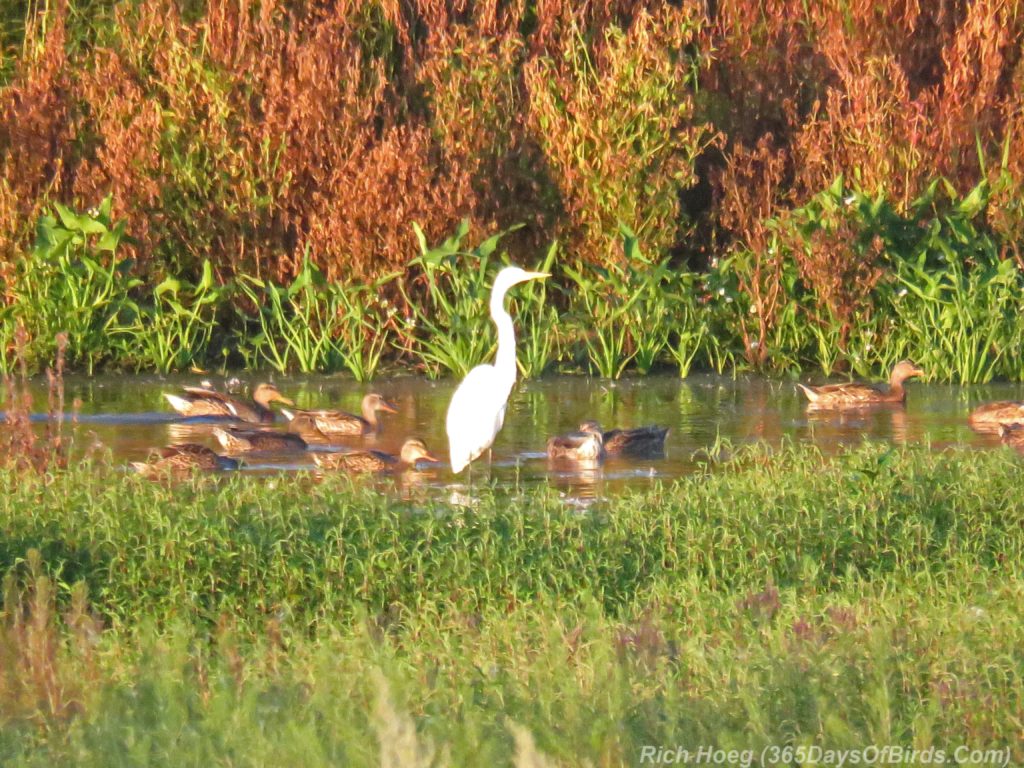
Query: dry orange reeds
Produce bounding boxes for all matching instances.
[0,0,74,266]
[715,136,789,366]
[1,0,1023,316]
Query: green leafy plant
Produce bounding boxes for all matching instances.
[564,225,683,378]
[4,195,139,374]
[236,252,394,378]
[119,259,224,373]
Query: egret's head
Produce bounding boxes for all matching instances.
[492,265,550,299]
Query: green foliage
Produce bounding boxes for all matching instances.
[396,219,539,379]
[4,189,1024,382]
[0,443,1023,764]
[119,259,225,373]
[564,225,711,378]
[713,176,1024,382]
[881,181,1024,384]
[2,195,139,374]
[236,253,394,380]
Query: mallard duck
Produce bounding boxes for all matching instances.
[312,438,439,473]
[546,430,605,461]
[212,427,308,453]
[968,401,1024,433]
[578,421,669,457]
[131,444,239,478]
[796,360,924,408]
[280,393,398,436]
[999,423,1024,448]
[163,383,293,423]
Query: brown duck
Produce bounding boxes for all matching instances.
[163,383,293,423]
[968,401,1024,433]
[999,423,1024,448]
[546,430,605,461]
[578,420,668,457]
[213,427,308,453]
[281,393,398,436]
[797,360,924,408]
[312,438,438,473]
[131,444,239,478]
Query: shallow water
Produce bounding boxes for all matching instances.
[2,373,1022,500]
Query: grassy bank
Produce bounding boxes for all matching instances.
[0,442,1022,764]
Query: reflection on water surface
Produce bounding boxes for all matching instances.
[2,373,1021,501]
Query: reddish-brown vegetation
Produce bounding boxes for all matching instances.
[0,0,1022,303]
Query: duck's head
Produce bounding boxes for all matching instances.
[400,438,439,465]
[363,392,398,415]
[890,360,925,386]
[253,383,294,407]
[578,420,603,436]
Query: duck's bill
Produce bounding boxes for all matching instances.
[420,453,441,463]
[380,399,399,414]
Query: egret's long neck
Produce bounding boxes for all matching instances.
[491,287,517,383]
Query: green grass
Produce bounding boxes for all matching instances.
[0,441,1022,764]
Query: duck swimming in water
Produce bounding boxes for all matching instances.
[968,401,1024,433]
[212,427,308,453]
[280,393,398,436]
[312,438,439,473]
[131,444,239,478]
[797,360,924,408]
[997,423,1024,450]
[163,383,292,423]
[578,421,668,457]
[546,429,605,462]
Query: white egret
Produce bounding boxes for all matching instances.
[446,266,549,473]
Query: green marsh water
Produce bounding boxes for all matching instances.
[4,373,1022,497]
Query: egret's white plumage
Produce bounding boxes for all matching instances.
[446,266,549,473]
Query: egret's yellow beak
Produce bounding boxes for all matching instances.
[525,271,550,280]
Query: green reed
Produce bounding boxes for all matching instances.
[235,253,394,379]
[563,226,682,378]
[6,183,1024,383]
[120,259,225,373]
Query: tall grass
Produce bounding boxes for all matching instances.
[0,442,1022,763]
[120,259,225,373]
[236,253,395,380]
